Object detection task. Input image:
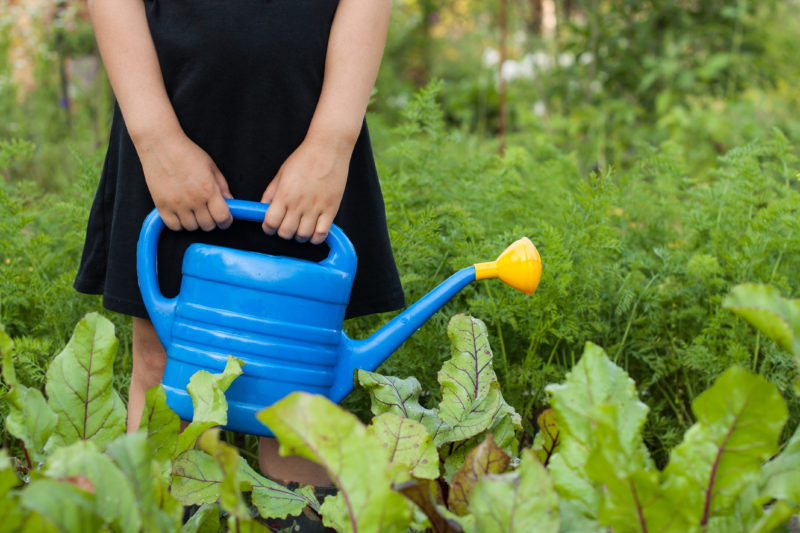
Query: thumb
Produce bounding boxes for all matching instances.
[261,174,280,204]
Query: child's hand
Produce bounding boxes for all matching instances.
[137,132,234,232]
[260,135,351,244]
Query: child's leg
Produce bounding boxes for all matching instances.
[131,317,330,485]
[259,437,331,486]
[128,317,168,433]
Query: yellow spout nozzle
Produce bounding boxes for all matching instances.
[474,238,542,295]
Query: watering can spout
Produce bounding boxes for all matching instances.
[329,238,542,403]
[474,237,542,295]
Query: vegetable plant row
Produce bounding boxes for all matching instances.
[1,283,799,532]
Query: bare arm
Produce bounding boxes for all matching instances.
[261,0,392,244]
[88,0,232,232]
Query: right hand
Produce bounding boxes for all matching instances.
[136,131,234,232]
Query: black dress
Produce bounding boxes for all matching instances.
[74,0,405,319]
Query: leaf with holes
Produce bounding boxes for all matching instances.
[368,412,439,480]
[44,313,125,450]
[662,366,787,528]
[447,434,511,516]
[258,392,412,533]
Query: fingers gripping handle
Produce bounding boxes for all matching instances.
[136,199,357,348]
[219,200,356,271]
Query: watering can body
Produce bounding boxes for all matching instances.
[138,199,541,437]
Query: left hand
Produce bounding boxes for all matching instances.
[261,135,352,244]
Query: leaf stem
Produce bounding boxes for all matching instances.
[20,441,32,471]
[629,480,648,533]
[701,413,740,528]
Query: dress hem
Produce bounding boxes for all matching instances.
[75,277,406,321]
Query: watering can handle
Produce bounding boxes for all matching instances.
[136,199,357,348]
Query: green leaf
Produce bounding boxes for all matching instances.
[2,344,16,385]
[171,450,225,506]
[705,482,768,533]
[189,357,243,424]
[356,370,448,441]
[437,315,509,442]
[140,385,180,464]
[45,313,125,450]
[723,284,800,356]
[394,478,463,533]
[468,450,559,533]
[761,424,800,505]
[3,323,56,465]
[0,450,19,494]
[0,450,22,533]
[19,478,105,533]
[0,326,13,359]
[748,500,798,533]
[179,504,220,533]
[19,513,59,533]
[107,432,181,532]
[4,383,57,464]
[44,440,141,533]
[663,366,788,528]
[723,284,800,392]
[447,434,510,516]
[584,405,675,532]
[258,392,412,533]
[173,446,316,520]
[239,459,318,519]
[545,342,650,523]
[368,412,439,480]
[177,356,243,454]
[197,428,250,519]
[531,408,560,466]
[440,412,518,482]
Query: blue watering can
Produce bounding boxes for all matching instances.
[138,199,541,437]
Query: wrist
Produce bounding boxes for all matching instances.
[304,121,360,154]
[129,119,184,153]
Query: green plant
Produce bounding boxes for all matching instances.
[0,141,133,455]
[353,82,800,466]
[1,313,318,532]
[266,305,800,532]
[3,281,800,532]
